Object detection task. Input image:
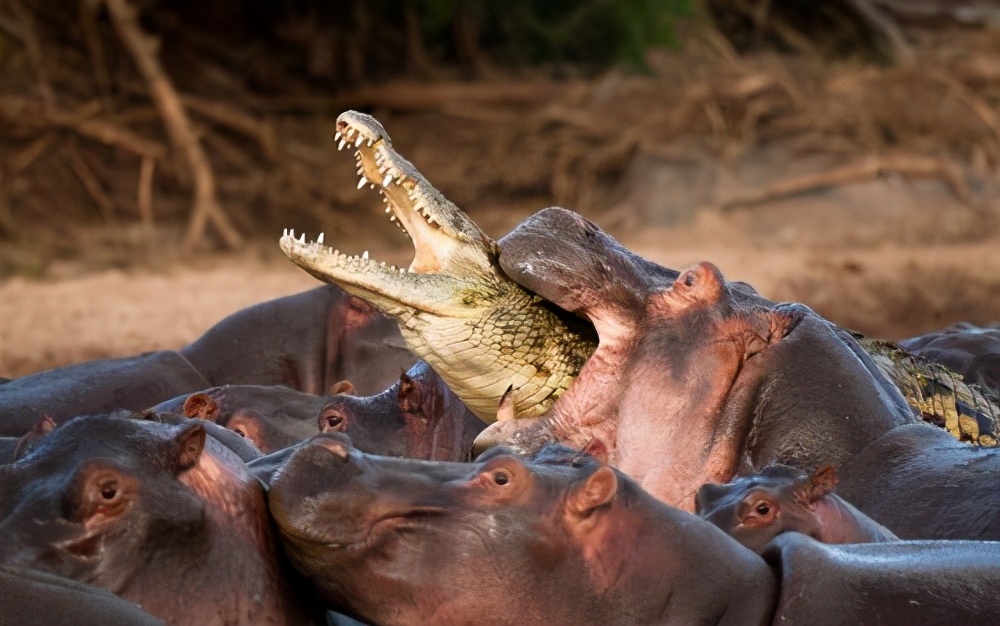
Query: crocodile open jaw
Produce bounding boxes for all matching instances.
[280,111,595,422]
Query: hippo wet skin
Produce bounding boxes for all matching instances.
[696,464,897,553]
[0,412,324,626]
[180,285,415,396]
[266,435,777,626]
[0,351,210,436]
[0,566,163,626]
[318,360,486,461]
[764,533,1000,626]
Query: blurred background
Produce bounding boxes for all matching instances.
[1,0,998,378]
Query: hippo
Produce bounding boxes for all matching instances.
[0,412,325,626]
[835,423,1000,540]
[900,321,1000,394]
[485,208,1000,540]
[148,383,349,454]
[1,566,163,625]
[0,351,210,436]
[763,533,1000,626]
[180,285,415,396]
[318,361,486,460]
[265,434,1000,625]
[490,208,914,509]
[266,434,777,625]
[695,464,897,553]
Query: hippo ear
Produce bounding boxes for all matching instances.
[795,465,838,506]
[329,380,355,396]
[569,466,618,518]
[13,414,57,461]
[496,385,515,421]
[183,393,219,421]
[170,422,206,472]
[397,372,425,414]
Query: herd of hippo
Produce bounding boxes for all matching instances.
[2,111,999,625]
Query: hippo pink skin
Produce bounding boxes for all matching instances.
[0,351,210,436]
[834,423,1000,540]
[900,321,1000,394]
[180,285,415,396]
[149,384,340,454]
[0,412,325,626]
[318,361,486,461]
[496,208,913,511]
[265,435,777,626]
[1,566,163,626]
[763,533,1000,626]
[695,464,898,554]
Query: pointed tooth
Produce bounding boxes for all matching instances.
[317,232,325,244]
[382,174,393,187]
[355,135,364,147]
[289,228,296,239]
[389,215,396,222]
[334,131,342,141]
[333,249,340,256]
[362,250,369,260]
[380,261,386,267]
[338,139,346,150]
[357,167,364,175]
[384,206,391,213]
[357,176,367,189]
[283,228,288,237]
[298,232,306,244]
[367,138,374,147]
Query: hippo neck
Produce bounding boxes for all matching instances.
[580,484,777,624]
[125,452,318,625]
[808,496,898,545]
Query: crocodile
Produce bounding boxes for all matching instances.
[280,111,998,443]
[280,111,596,422]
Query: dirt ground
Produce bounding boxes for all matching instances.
[2,181,998,379]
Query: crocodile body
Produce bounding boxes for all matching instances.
[281,111,998,442]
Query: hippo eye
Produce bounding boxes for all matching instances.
[492,470,511,486]
[326,415,344,429]
[232,425,248,438]
[683,273,695,287]
[754,502,770,516]
[99,480,119,501]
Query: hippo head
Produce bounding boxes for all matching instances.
[0,413,208,591]
[695,465,839,553]
[152,384,334,453]
[497,207,910,510]
[269,435,626,624]
[317,361,485,461]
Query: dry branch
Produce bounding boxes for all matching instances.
[137,156,155,229]
[717,153,973,211]
[103,0,242,250]
[62,141,115,223]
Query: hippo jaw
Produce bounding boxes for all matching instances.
[280,112,597,422]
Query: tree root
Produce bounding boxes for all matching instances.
[103,0,242,250]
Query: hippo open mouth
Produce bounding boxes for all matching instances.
[279,111,499,318]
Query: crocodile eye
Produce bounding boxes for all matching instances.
[493,470,510,486]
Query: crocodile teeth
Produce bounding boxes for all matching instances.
[298,232,306,244]
[382,174,393,187]
[362,250,369,260]
[367,138,374,147]
[338,139,346,151]
[317,232,325,244]
[357,176,367,189]
[355,135,364,147]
